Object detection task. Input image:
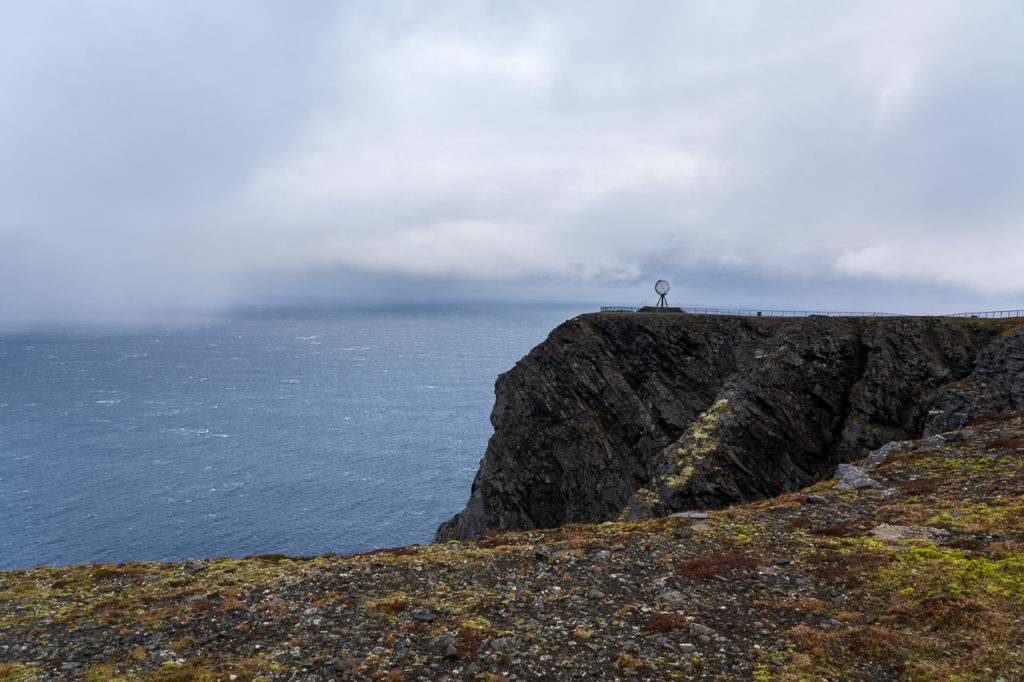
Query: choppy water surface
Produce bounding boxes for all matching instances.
[0,304,583,569]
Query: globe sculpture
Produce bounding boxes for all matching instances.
[655,279,670,307]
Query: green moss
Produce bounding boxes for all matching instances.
[0,663,41,682]
[664,397,732,490]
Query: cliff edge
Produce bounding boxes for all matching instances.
[436,313,1024,541]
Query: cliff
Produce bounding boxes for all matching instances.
[436,313,1024,541]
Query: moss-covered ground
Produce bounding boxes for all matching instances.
[2,412,1023,680]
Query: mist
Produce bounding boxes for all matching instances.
[3,1,1023,331]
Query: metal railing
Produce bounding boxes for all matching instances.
[681,307,903,317]
[943,310,1024,319]
[600,306,900,317]
[599,306,1024,319]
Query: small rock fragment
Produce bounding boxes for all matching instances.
[429,633,455,649]
[690,623,715,637]
[943,430,975,442]
[864,440,913,467]
[488,637,514,653]
[804,495,828,504]
[412,610,438,623]
[877,488,903,501]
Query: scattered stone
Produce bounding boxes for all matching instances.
[182,563,206,574]
[869,523,951,543]
[488,637,515,653]
[690,623,716,637]
[834,463,882,489]
[673,525,694,539]
[804,495,828,504]
[918,434,946,450]
[658,638,679,652]
[669,512,710,519]
[656,589,686,603]
[864,440,913,467]
[443,644,459,660]
[877,488,904,501]
[429,633,455,650]
[412,610,438,623]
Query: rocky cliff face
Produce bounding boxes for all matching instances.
[435,313,1024,541]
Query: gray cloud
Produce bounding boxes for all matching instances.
[2,1,1023,330]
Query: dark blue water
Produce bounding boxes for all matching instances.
[0,304,584,570]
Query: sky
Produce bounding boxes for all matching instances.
[2,1,1024,330]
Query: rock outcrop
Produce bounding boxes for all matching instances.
[436,313,1024,541]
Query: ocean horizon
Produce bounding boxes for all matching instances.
[0,302,586,570]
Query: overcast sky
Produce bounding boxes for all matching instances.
[2,1,1023,329]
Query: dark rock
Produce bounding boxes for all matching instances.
[435,314,1020,540]
[833,463,881,489]
[443,644,459,660]
[804,495,828,504]
[922,326,1024,435]
[412,610,438,623]
[488,637,515,653]
[182,563,206,574]
[864,440,913,467]
[430,633,455,649]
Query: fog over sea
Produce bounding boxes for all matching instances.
[0,304,585,570]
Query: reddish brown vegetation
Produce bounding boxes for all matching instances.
[967,409,1024,427]
[986,438,1024,451]
[358,546,424,558]
[456,632,484,659]
[947,537,984,551]
[809,516,873,537]
[643,611,688,633]
[676,554,761,581]
[846,625,903,656]
[895,476,955,496]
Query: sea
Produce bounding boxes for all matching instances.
[0,303,585,570]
